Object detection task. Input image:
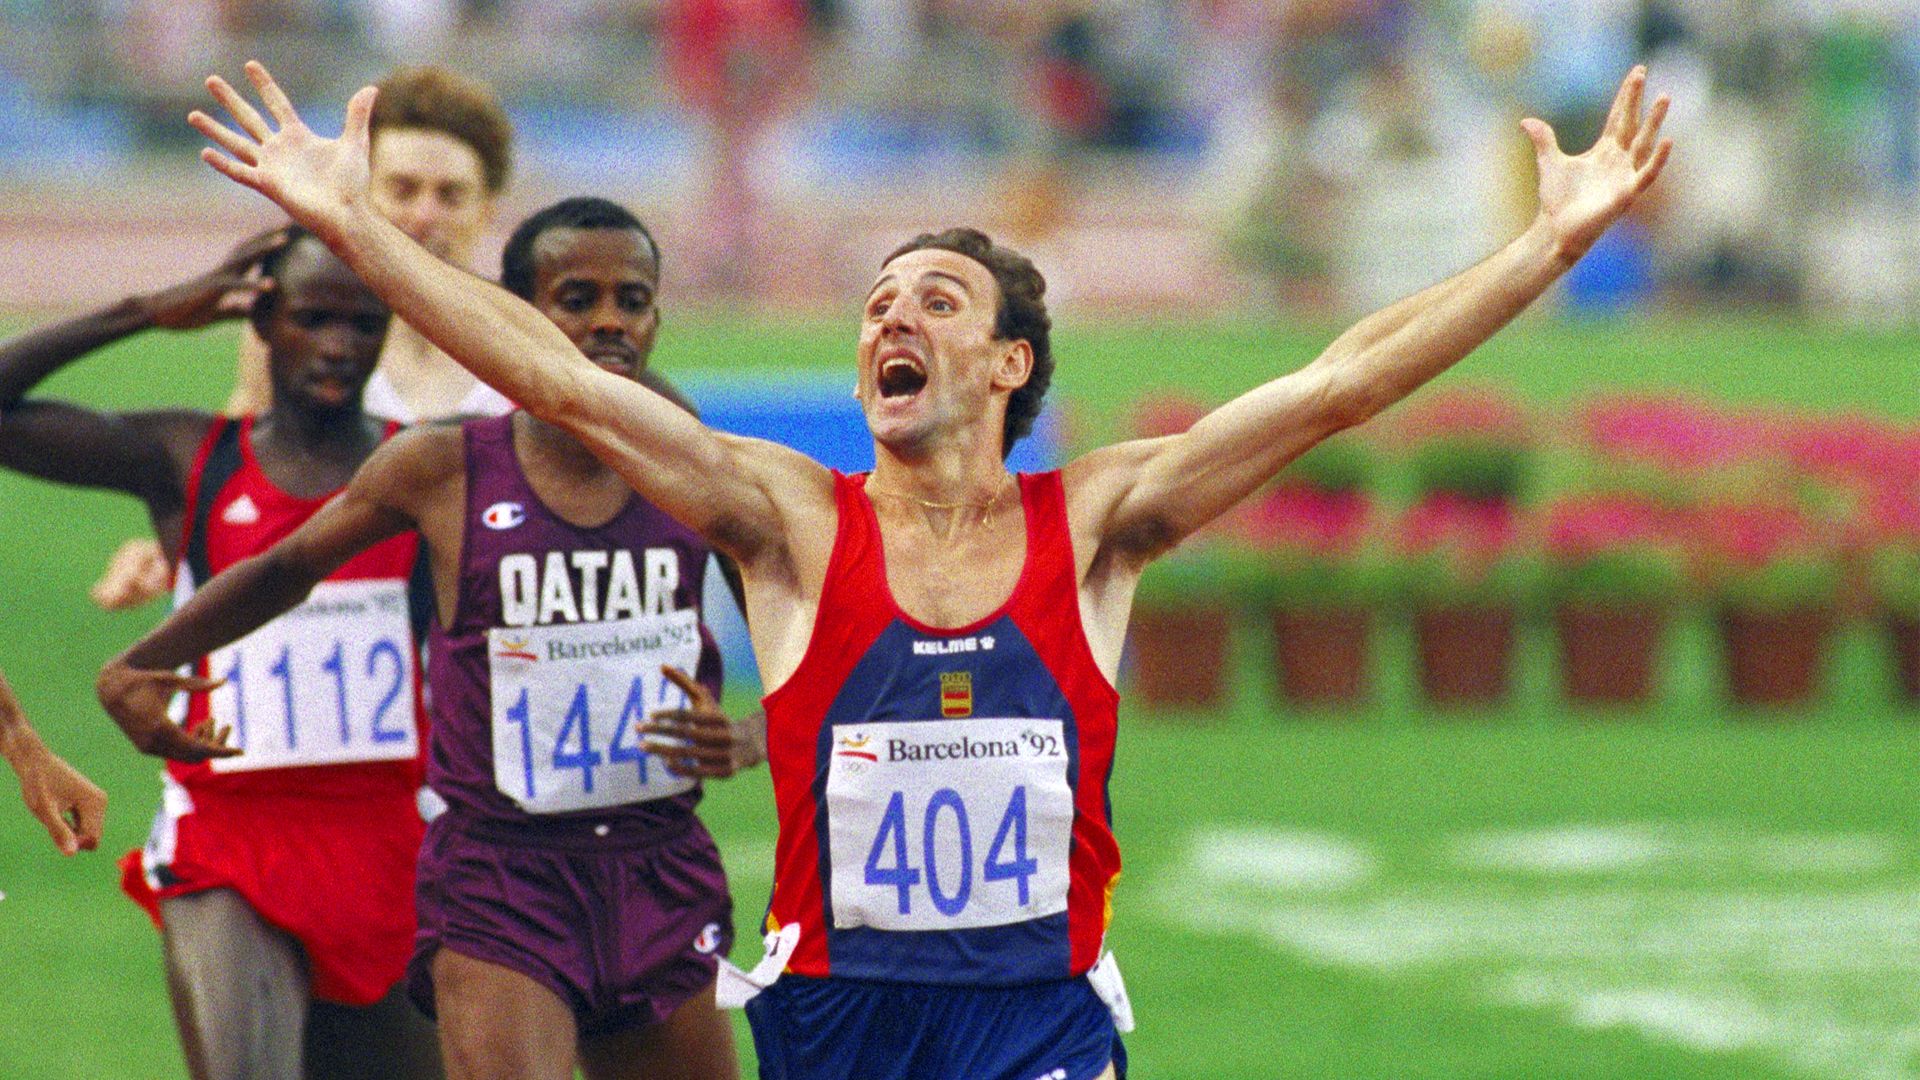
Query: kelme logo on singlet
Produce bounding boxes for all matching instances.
[482,501,526,530]
[912,634,995,656]
[220,493,261,526]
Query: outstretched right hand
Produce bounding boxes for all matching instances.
[189,61,377,242]
[136,226,289,331]
[95,661,241,764]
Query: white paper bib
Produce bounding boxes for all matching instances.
[206,578,418,773]
[826,717,1073,932]
[488,608,702,814]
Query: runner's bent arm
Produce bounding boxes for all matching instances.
[0,229,288,519]
[189,66,810,564]
[1071,67,1674,560]
[96,430,431,759]
[0,303,207,530]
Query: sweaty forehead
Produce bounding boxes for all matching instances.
[531,228,659,287]
[370,127,486,188]
[873,247,995,295]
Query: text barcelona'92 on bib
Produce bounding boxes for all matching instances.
[827,717,1072,932]
[489,607,701,814]
[206,579,419,773]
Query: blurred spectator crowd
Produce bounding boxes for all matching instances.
[4,0,1920,316]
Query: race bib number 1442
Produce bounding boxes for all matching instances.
[488,609,701,814]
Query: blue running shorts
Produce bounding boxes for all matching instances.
[746,973,1125,1080]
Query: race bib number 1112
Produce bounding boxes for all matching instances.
[206,579,418,773]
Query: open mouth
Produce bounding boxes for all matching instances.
[878,353,927,399]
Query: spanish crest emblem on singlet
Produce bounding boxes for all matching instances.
[940,671,973,717]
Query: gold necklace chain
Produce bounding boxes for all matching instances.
[868,477,1013,525]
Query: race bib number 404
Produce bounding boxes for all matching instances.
[827,718,1073,933]
[488,608,701,814]
[206,579,418,773]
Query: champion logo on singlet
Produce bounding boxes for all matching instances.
[693,922,723,954]
[481,501,526,530]
[220,493,261,526]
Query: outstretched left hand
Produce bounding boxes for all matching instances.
[639,666,766,780]
[189,61,377,242]
[1524,65,1673,263]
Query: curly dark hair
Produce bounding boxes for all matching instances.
[500,197,659,301]
[371,67,514,194]
[882,228,1052,459]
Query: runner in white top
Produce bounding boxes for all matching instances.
[360,367,511,426]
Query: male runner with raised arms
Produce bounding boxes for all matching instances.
[191,61,1672,1080]
[0,229,443,1079]
[101,196,753,1080]
[93,66,516,610]
[1,667,107,855]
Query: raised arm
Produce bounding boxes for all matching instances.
[95,429,430,761]
[1074,67,1672,559]
[0,229,288,517]
[189,63,814,566]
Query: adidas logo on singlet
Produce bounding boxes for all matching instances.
[220,494,261,526]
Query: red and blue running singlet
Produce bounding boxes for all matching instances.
[762,470,1122,985]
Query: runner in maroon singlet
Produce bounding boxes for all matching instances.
[100,197,753,1080]
[0,228,443,1079]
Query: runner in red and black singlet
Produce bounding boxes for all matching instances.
[101,197,753,1080]
[1,228,443,1079]
[130,412,423,1003]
